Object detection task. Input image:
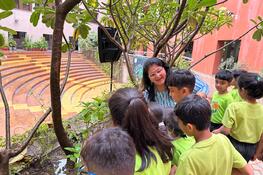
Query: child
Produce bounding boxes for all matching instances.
[109,88,173,175]
[167,69,195,103]
[210,70,234,131]
[214,72,263,162]
[230,69,247,102]
[163,108,195,166]
[173,94,252,175]
[80,127,136,175]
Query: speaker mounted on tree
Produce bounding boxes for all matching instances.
[98,27,122,63]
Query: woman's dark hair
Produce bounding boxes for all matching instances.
[175,94,211,131]
[238,72,263,99]
[142,58,171,102]
[108,88,173,171]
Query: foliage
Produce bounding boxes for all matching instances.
[251,16,263,41]
[8,35,16,47]
[64,95,110,168]
[0,33,5,47]
[78,31,98,52]
[23,37,48,49]
[0,0,17,35]
[65,144,81,168]
[219,55,236,70]
[173,56,191,69]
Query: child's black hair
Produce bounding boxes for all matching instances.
[148,102,163,123]
[174,94,211,131]
[163,108,185,137]
[167,69,195,92]
[232,69,247,79]
[81,127,136,175]
[215,70,233,83]
[238,72,263,99]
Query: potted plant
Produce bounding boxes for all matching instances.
[8,36,16,51]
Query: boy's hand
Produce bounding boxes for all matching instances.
[169,165,177,175]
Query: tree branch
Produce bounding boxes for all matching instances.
[81,0,124,51]
[153,0,187,57]
[0,60,11,149]
[171,8,209,66]
[189,21,263,69]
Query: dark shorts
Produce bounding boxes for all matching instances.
[210,122,222,131]
[228,135,257,162]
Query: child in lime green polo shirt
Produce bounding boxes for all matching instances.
[173,94,252,175]
[163,108,195,166]
[230,69,247,102]
[214,72,263,162]
[210,70,234,131]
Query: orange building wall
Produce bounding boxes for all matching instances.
[191,0,263,75]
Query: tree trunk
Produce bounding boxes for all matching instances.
[0,150,9,175]
[50,0,81,155]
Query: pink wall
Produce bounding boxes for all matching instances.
[191,0,263,74]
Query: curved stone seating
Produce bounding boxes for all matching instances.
[0,51,111,136]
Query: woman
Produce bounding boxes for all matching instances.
[142,58,209,108]
[142,58,174,108]
[108,88,173,175]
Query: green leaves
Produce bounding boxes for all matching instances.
[252,29,263,41]
[0,11,12,19]
[30,11,40,27]
[251,17,263,41]
[78,24,91,39]
[198,0,217,7]
[0,0,16,10]
[0,26,17,35]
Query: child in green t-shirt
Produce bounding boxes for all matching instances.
[210,70,234,131]
[230,69,247,102]
[172,94,252,175]
[214,72,263,162]
[163,108,195,166]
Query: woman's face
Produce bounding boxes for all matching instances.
[148,64,166,87]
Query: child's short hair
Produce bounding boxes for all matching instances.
[238,72,263,99]
[80,127,136,175]
[175,94,211,131]
[148,102,163,123]
[215,70,233,83]
[163,108,185,137]
[232,69,247,80]
[167,69,196,92]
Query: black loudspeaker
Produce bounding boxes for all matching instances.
[98,27,122,63]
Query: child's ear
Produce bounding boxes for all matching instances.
[186,123,194,133]
[182,87,190,95]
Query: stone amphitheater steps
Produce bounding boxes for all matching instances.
[0,51,113,137]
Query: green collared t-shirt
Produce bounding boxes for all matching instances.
[211,91,233,124]
[134,147,171,175]
[176,134,246,175]
[222,101,263,143]
[230,88,243,102]
[171,136,195,166]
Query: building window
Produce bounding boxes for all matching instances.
[15,0,32,11]
[219,40,241,70]
[182,41,194,60]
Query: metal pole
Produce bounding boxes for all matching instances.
[110,61,113,92]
